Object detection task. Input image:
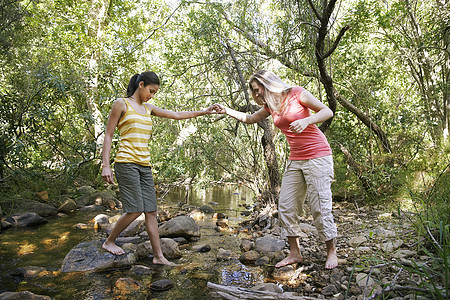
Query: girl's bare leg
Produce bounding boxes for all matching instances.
[144,211,176,266]
[102,212,141,255]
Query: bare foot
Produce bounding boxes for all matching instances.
[275,255,303,268]
[153,257,177,266]
[325,251,338,269]
[325,238,338,269]
[102,241,125,255]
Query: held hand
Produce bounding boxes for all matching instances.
[101,166,114,184]
[212,103,226,114]
[289,119,309,134]
[204,105,217,114]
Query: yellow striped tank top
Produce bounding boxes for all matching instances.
[114,98,153,166]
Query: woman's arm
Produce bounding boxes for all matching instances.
[289,90,333,134]
[102,99,126,184]
[147,104,216,120]
[215,104,270,124]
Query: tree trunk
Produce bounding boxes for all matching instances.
[336,95,391,153]
[437,0,450,139]
[222,6,391,152]
[338,143,375,196]
[86,0,111,158]
[226,42,281,199]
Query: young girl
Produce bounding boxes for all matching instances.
[215,70,338,269]
[101,71,216,266]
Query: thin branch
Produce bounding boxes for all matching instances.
[130,3,182,53]
[322,25,350,59]
[367,285,432,300]
[365,266,402,299]
[426,225,444,252]
[305,0,321,20]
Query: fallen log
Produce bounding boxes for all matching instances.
[207,282,316,300]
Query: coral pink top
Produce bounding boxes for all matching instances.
[265,86,332,160]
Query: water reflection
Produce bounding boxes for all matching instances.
[160,184,256,213]
[0,184,262,299]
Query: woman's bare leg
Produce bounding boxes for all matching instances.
[275,236,303,267]
[325,238,338,269]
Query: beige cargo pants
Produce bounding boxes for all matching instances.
[278,155,337,242]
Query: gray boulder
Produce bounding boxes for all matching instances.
[0,291,51,300]
[76,185,96,195]
[199,205,214,214]
[61,240,136,272]
[135,238,182,259]
[5,212,48,227]
[106,218,144,237]
[90,191,119,209]
[58,198,78,214]
[158,216,200,239]
[13,201,57,217]
[10,266,47,278]
[254,235,285,252]
[150,279,174,291]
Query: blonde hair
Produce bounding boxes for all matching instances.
[249,70,292,113]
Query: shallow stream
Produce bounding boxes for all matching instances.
[0,184,273,299]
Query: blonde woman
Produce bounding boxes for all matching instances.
[215,70,338,269]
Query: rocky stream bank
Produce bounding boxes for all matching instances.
[0,184,440,299]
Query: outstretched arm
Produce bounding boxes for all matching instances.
[148,104,216,120]
[214,104,270,124]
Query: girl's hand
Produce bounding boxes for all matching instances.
[212,103,226,114]
[102,166,114,184]
[289,119,309,134]
[204,105,218,114]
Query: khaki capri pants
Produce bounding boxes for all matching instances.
[278,155,337,242]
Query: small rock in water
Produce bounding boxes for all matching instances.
[216,219,229,228]
[213,212,226,219]
[73,223,90,229]
[240,239,254,252]
[149,279,174,291]
[6,212,48,227]
[192,244,211,253]
[130,265,155,276]
[255,256,270,266]
[216,248,234,261]
[199,205,214,214]
[239,250,260,264]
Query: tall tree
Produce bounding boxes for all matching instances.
[85,0,112,157]
[221,0,392,153]
[374,0,449,142]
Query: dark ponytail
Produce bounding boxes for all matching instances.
[126,71,160,97]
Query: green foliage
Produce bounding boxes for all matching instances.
[0,0,448,209]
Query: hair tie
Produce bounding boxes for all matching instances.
[136,74,141,84]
